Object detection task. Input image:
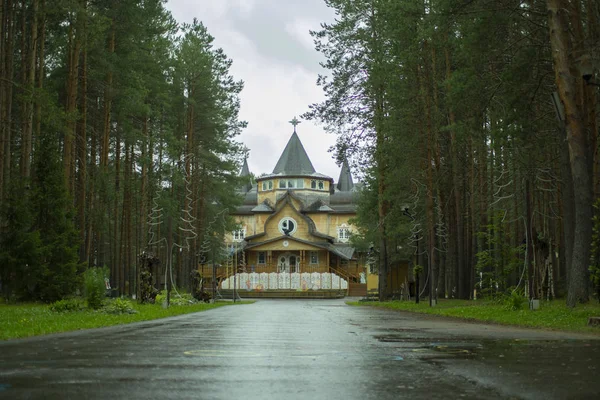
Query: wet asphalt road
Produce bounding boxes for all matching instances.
[0,299,599,400]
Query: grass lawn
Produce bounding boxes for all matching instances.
[0,300,253,341]
[348,299,600,334]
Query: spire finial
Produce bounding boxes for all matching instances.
[289,116,301,133]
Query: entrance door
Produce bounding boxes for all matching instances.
[289,255,299,273]
[277,254,300,273]
[278,255,288,272]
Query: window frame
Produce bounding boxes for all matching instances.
[257,251,266,265]
[337,225,351,243]
[232,228,246,242]
[309,251,319,265]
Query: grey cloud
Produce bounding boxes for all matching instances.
[226,0,332,72]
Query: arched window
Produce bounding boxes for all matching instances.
[318,180,324,190]
[311,180,317,189]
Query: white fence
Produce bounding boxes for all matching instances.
[221,272,347,291]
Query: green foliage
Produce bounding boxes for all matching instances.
[103,298,138,314]
[49,298,85,313]
[155,290,196,306]
[413,264,424,277]
[0,181,44,301]
[475,212,524,294]
[589,199,600,301]
[139,253,159,304]
[1,301,250,340]
[503,291,527,311]
[190,270,211,302]
[84,267,108,309]
[352,299,600,333]
[31,136,83,302]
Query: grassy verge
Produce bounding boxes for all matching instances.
[0,300,253,341]
[348,299,600,334]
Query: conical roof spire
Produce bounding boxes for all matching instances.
[239,157,252,193]
[272,131,316,175]
[336,158,354,192]
[240,157,250,177]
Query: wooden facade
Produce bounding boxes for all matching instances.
[203,129,369,295]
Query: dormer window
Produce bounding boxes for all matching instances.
[311,180,324,190]
[232,228,246,242]
[261,180,273,191]
[337,224,351,243]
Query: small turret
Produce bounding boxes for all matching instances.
[239,157,252,193]
[336,158,354,192]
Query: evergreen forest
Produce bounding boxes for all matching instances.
[305,0,600,307]
[0,0,599,308]
[0,0,246,302]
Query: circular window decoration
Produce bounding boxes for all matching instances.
[278,217,297,236]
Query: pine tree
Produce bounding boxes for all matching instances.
[0,181,43,300]
[32,134,82,302]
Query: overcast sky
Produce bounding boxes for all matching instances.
[166,0,341,180]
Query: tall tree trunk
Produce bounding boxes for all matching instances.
[63,3,83,192]
[0,0,14,200]
[419,50,437,302]
[140,117,148,249]
[547,0,592,306]
[100,21,115,169]
[113,125,121,294]
[19,0,38,179]
[77,40,87,262]
[34,0,45,155]
[445,46,465,298]
[2,0,15,195]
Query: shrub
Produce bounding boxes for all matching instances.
[413,264,424,277]
[50,298,85,312]
[155,290,196,306]
[138,252,160,304]
[103,298,137,314]
[191,270,211,303]
[84,267,108,309]
[503,290,527,311]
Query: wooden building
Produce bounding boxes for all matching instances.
[220,125,369,297]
